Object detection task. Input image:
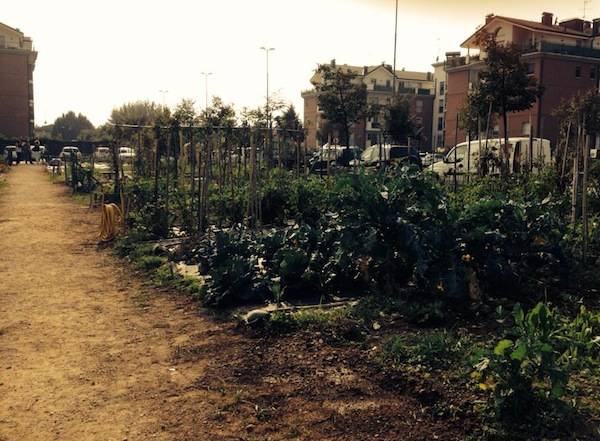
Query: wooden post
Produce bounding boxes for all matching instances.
[453,117,459,192]
[582,132,590,261]
[153,125,161,201]
[571,124,582,226]
[560,122,572,181]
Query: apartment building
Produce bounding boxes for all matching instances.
[0,22,37,139]
[444,12,600,149]
[431,60,448,149]
[302,62,435,150]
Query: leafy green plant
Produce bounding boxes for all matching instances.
[476,302,600,420]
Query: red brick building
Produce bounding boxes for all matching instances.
[302,63,435,151]
[0,22,37,139]
[444,12,600,149]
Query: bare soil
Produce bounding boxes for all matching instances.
[0,165,561,441]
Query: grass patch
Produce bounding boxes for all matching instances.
[381,331,469,370]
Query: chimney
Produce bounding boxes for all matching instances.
[542,12,554,26]
[485,13,494,24]
[594,18,600,36]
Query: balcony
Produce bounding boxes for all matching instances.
[373,84,393,92]
[528,41,600,59]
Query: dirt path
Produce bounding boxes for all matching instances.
[0,166,237,441]
[0,166,476,441]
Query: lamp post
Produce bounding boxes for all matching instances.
[201,72,213,109]
[392,0,398,94]
[158,89,169,107]
[260,46,275,164]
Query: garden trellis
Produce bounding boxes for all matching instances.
[107,122,307,236]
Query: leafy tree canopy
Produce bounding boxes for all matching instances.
[51,111,94,140]
[199,97,236,128]
[173,98,199,126]
[383,96,414,144]
[109,100,170,127]
[275,105,303,131]
[314,61,370,146]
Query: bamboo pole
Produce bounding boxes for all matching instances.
[571,124,582,225]
[582,132,590,261]
[560,122,572,181]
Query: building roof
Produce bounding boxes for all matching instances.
[461,14,590,48]
[311,62,432,84]
[0,22,24,36]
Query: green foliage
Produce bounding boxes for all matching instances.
[314,61,371,147]
[382,331,465,369]
[51,111,94,140]
[382,95,414,144]
[135,255,167,271]
[476,303,600,420]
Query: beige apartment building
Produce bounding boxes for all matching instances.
[302,62,435,150]
[0,22,37,139]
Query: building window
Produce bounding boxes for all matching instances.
[416,100,423,113]
[438,117,444,131]
[522,121,531,136]
[386,79,391,88]
[576,65,582,78]
[438,99,444,114]
[439,81,445,95]
[526,63,535,75]
[0,36,5,48]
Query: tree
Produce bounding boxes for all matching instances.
[275,105,302,131]
[314,61,370,147]
[199,97,236,128]
[475,33,543,175]
[173,98,199,126]
[51,111,94,140]
[382,96,414,144]
[109,100,170,127]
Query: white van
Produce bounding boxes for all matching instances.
[432,137,552,178]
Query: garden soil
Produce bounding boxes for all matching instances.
[0,166,469,441]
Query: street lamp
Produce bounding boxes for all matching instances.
[259,47,275,128]
[201,72,213,109]
[260,47,275,165]
[158,89,169,107]
[392,0,398,94]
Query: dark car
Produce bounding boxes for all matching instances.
[358,145,422,169]
[309,145,362,174]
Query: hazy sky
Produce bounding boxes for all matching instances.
[3,0,596,126]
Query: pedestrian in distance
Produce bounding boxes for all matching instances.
[23,141,32,164]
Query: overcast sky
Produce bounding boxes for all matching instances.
[3,0,596,126]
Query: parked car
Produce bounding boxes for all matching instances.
[356,144,422,168]
[30,144,45,162]
[432,137,552,178]
[309,145,362,174]
[94,146,111,162]
[59,146,82,161]
[118,147,135,163]
[421,152,445,167]
[4,145,17,164]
